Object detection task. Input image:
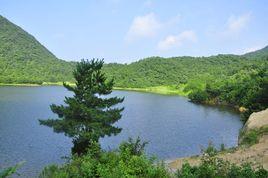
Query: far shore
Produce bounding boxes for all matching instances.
[0,82,189,96]
[0,82,246,112]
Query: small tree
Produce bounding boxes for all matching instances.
[39,59,124,154]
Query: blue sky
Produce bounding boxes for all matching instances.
[0,0,268,63]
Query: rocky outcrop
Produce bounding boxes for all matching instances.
[243,108,268,132]
[238,108,268,144]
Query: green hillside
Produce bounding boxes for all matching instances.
[0,15,74,84]
[244,45,268,59]
[103,50,267,117]
[103,54,267,88]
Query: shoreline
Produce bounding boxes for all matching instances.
[0,83,189,96]
[0,82,243,112]
[113,86,189,96]
[0,82,74,87]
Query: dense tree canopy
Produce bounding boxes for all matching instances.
[104,54,266,88]
[103,53,268,118]
[187,61,268,119]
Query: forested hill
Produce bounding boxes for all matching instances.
[0,15,74,84]
[103,50,267,118]
[103,51,268,88]
[102,44,268,88]
[244,45,268,59]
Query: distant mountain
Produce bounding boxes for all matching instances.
[0,15,74,84]
[244,45,268,59]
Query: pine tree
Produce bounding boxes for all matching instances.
[39,59,124,154]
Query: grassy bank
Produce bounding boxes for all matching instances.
[114,85,189,96]
[42,82,75,86]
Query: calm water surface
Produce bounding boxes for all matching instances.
[0,86,243,177]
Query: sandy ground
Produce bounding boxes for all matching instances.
[167,109,268,171]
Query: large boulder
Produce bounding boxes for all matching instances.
[239,108,268,145]
[243,109,268,132]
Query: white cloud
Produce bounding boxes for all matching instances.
[226,13,251,33]
[125,13,161,42]
[158,30,197,50]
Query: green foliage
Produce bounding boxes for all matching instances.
[177,147,268,178]
[244,45,268,60]
[241,130,258,146]
[39,138,170,178]
[115,85,189,96]
[0,167,17,178]
[119,137,148,156]
[103,53,267,118]
[188,90,209,103]
[0,162,24,178]
[202,142,218,157]
[189,62,268,118]
[40,140,268,178]
[220,143,226,152]
[240,127,268,146]
[103,55,265,88]
[39,59,124,154]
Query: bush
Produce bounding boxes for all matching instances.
[119,137,148,156]
[0,162,24,178]
[40,140,268,178]
[189,90,209,103]
[177,147,268,178]
[40,138,170,178]
[220,143,226,151]
[239,127,268,146]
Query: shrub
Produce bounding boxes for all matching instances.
[177,146,268,178]
[220,143,226,151]
[0,162,24,178]
[239,127,268,146]
[40,140,268,178]
[39,138,170,178]
[188,90,209,103]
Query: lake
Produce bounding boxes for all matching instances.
[0,86,243,177]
